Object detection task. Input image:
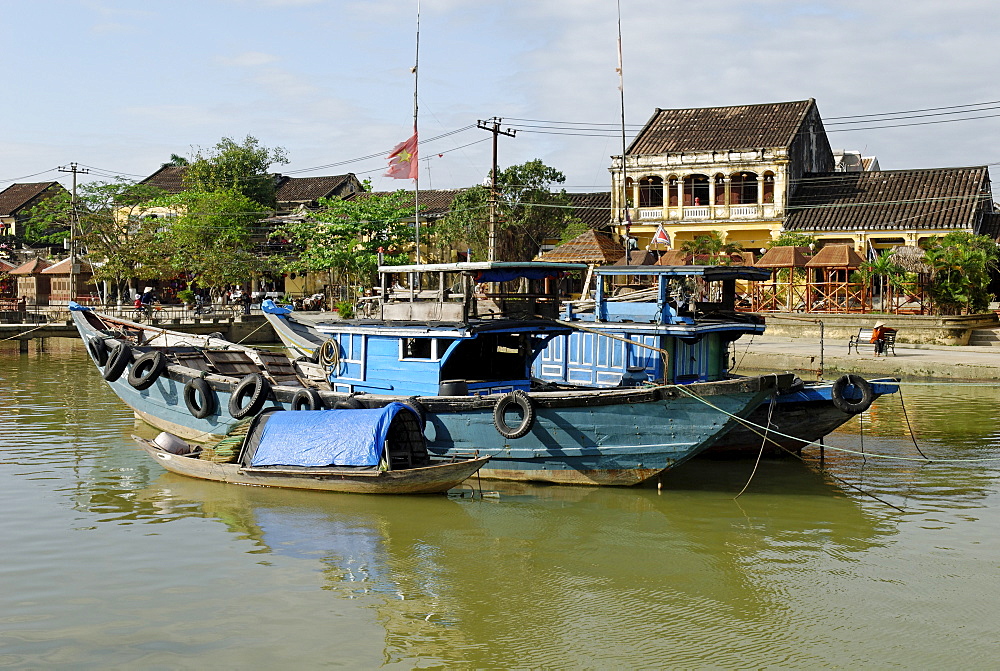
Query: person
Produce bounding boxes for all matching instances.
[241,290,251,316]
[16,295,26,312]
[870,321,895,356]
[138,286,155,316]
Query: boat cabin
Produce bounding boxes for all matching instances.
[535,265,769,387]
[278,262,587,397]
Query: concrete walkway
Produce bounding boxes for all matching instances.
[733,334,1000,381]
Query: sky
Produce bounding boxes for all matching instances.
[3,0,1000,199]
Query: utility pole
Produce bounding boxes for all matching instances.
[477,117,516,261]
[58,162,89,303]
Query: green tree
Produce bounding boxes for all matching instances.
[923,232,999,314]
[184,135,288,208]
[767,232,817,249]
[22,179,170,300]
[275,184,417,295]
[162,153,190,168]
[19,190,71,245]
[679,233,743,265]
[155,188,272,290]
[436,159,574,261]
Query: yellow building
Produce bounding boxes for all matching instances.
[611,99,834,251]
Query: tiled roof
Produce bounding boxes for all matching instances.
[565,192,612,230]
[0,182,62,216]
[785,167,991,232]
[628,99,816,155]
[0,259,14,272]
[614,250,658,266]
[275,175,356,204]
[754,246,812,268]
[978,212,1000,241]
[41,257,93,274]
[805,244,865,268]
[139,166,188,194]
[656,250,690,265]
[9,257,51,274]
[539,230,625,264]
[350,189,466,218]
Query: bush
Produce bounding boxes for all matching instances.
[177,289,196,305]
[335,300,354,318]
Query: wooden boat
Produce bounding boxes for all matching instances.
[258,262,793,485]
[134,404,489,494]
[531,264,900,454]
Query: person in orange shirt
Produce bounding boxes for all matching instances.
[870,321,895,356]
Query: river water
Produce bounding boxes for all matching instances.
[2,339,999,668]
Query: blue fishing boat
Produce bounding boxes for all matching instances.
[262,262,792,485]
[532,264,899,454]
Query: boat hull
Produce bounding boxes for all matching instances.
[707,379,900,455]
[75,308,788,486]
[137,440,489,494]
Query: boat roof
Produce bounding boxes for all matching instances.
[378,261,589,274]
[594,265,772,282]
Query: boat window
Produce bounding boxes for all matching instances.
[401,338,433,360]
[439,333,529,382]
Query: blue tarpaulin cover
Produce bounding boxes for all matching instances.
[261,299,293,315]
[250,403,412,467]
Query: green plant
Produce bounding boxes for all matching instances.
[335,300,354,318]
[923,232,999,314]
[177,289,196,304]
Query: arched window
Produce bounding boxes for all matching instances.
[683,174,709,206]
[714,174,726,205]
[623,177,634,208]
[730,172,758,205]
[762,173,775,204]
[668,177,679,206]
[638,176,663,208]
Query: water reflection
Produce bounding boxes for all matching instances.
[4,342,1000,666]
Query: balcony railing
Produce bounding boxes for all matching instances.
[730,204,760,218]
[683,206,710,219]
[638,208,662,220]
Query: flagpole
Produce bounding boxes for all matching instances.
[616,0,631,252]
[413,0,421,265]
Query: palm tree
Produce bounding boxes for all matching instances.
[161,154,189,168]
[679,233,742,265]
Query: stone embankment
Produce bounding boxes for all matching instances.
[734,332,1000,381]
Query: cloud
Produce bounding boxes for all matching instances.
[218,51,280,68]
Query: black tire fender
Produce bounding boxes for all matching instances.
[127,351,166,390]
[292,387,324,411]
[87,336,108,366]
[831,374,875,414]
[103,342,132,382]
[400,396,426,428]
[183,377,216,419]
[334,396,364,410]
[228,373,271,420]
[493,390,535,440]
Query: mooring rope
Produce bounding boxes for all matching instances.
[0,321,64,342]
[669,382,1000,464]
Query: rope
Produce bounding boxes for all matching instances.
[669,382,1000,464]
[896,386,931,460]
[0,321,64,341]
[734,393,776,499]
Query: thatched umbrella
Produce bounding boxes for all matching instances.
[889,245,931,274]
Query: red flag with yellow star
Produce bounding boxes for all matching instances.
[385,132,418,179]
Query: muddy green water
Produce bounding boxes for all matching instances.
[2,340,999,668]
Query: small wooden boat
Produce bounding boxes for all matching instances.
[134,403,489,495]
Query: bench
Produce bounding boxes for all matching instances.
[848,328,897,356]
